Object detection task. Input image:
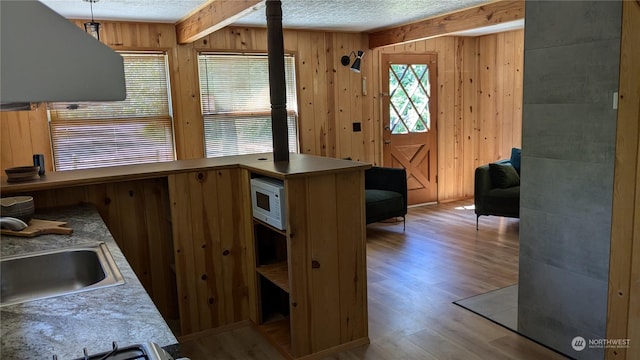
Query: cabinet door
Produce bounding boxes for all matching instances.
[168,168,253,335]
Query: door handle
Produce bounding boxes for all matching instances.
[384,125,390,131]
[384,140,391,145]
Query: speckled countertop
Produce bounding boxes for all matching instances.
[0,205,179,359]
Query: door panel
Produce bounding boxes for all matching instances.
[382,54,438,205]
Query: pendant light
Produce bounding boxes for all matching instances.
[83,0,101,40]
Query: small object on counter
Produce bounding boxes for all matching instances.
[0,219,72,237]
[0,217,28,231]
[4,166,40,183]
[0,196,34,222]
[33,154,45,176]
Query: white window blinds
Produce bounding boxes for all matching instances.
[49,52,175,170]
[198,53,298,157]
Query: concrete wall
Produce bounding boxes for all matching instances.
[518,1,622,359]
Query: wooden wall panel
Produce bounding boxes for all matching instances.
[286,171,368,356]
[69,20,177,50]
[286,177,312,356]
[0,104,53,172]
[461,36,479,199]
[307,175,341,350]
[606,1,640,359]
[297,31,317,155]
[168,168,251,334]
[311,31,330,157]
[335,171,367,343]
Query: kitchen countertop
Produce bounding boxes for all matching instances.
[0,153,370,194]
[0,205,179,359]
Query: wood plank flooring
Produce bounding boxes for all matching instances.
[178,200,567,359]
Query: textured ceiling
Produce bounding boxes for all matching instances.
[233,0,490,32]
[38,0,494,32]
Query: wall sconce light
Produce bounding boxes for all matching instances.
[83,0,101,40]
[341,50,365,73]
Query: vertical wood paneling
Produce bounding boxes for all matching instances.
[186,171,215,330]
[0,105,52,172]
[441,36,457,201]
[335,171,367,342]
[335,33,352,159]
[512,32,524,149]
[216,169,250,323]
[348,35,364,162]
[453,37,466,201]
[241,169,258,324]
[168,169,250,335]
[168,174,198,333]
[172,44,205,160]
[495,32,506,158]
[286,177,312,356]
[283,170,368,357]
[325,33,338,158]
[142,179,178,321]
[501,31,516,153]
[307,175,341,350]
[477,34,498,164]
[462,37,479,198]
[606,2,640,359]
[297,31,316,154]
[360,33,376,165]
[310,31,329,157]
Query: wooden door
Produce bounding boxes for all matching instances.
[382,54,438,205]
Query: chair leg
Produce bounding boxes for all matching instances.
[476,215,479,231]
[403,216,406,231]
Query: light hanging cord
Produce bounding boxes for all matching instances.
[83,0,101,40]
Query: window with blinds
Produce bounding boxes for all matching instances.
[198,53,298,157]
[49,52,175,171]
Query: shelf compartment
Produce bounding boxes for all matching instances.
[253,218,287,236]
[257,261,290,293]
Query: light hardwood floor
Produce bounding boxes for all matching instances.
[178,200,567,359]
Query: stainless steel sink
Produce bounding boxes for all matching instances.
[1,242,125,306]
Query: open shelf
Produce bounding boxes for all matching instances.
[253,218,287,236]
[256,261,289,293]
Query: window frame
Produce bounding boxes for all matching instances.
[48,51,176,171]
[197,52,300,158]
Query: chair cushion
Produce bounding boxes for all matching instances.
[484,186,520,217]
[489,163,520,188]
[365,189,404,221]
[510,147,522,174]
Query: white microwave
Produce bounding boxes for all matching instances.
[250,177,286,230]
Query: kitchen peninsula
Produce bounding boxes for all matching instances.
[1,153,370,359]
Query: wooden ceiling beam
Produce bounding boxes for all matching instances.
[175,0,264,44]
[368,0,524,49]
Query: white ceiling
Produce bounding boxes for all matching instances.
[37,0,516,33]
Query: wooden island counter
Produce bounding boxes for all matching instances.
[1,153,370,359]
